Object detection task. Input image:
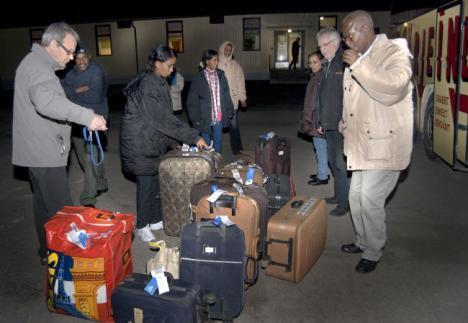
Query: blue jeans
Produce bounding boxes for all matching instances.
[312,136,329,180]
[201,122,223,153]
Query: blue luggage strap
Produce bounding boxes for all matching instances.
[82,127,105,166]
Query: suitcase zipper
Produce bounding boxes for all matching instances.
[180,257,242,265]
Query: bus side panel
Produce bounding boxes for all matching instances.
[407,10,437,134]
[455,4,468,164]
[433,3,461,166]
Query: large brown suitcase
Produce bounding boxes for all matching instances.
[190,177,264,285]
[263,196,327,283]
[255,134,290,176]
[159,148,222,236]
[190,175,269,255]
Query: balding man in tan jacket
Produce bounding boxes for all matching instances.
[339,11,413,273]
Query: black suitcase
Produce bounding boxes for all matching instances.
[180,222,245,320]
[265,174,296,216]
[111,273,209,323]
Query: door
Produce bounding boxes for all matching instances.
[274,30,305,69]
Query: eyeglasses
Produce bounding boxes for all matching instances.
[57,41,75,56]
[318,40,333,49]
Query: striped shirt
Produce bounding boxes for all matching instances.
[204,68,222,122]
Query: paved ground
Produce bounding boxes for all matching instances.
[0,83,468,322]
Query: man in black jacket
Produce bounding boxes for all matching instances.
[316,27,350,216]
[62,43,109,207]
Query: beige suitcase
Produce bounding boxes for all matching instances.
[264,195,327,282]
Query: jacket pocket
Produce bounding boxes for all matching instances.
[361,124,399,160]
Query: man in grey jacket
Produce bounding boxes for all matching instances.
[12,22,107,264]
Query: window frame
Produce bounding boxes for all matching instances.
[243,17,261,51]
[166,20,184,53]
[95,24,113,56]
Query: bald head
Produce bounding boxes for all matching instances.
[342,10,376,55]
[343,10,374,30]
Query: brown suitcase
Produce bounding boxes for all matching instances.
[190,175,269,255]
[159,148,222,236]
[219,160,266,187]
[264,196,327,282]
[255,135,290,176]
[192,190,261,285]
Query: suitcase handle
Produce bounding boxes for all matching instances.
[263,238,293,272]
[244,256,259,285]
[209,195,237,216]
[96,212,116,220]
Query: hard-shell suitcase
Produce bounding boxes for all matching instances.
[265,174,296,216]
[219,160,266,187]
[255,134,290,176]
[180,222,245,320]
[190,175,269,255]
[159,148,222,236]
[45,206,135,322]
[111,273,208,323]
[263,196,327,283]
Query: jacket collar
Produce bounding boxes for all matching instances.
[31,43,62,71]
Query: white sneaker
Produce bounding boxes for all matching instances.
[149,221,164,231]
[136,225,156,242]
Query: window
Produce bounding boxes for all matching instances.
[166,21,184,53]
[243,17,261,51]
[318,15,337,30]
[95,24,112,56]
[29,28,44,45]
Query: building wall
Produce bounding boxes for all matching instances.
[0,11,390,88]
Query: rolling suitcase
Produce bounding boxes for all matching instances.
[159,148,222,236]
[255,133,290,176]
[180,222,245,321]
[45,206,135,322]
[111,273,211,323]
[190,175,269,254]
[193,194,260,285]
[263,196,327,283]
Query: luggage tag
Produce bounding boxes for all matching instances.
[207,189,228,203]
[213,216,234,226]
[245,167,255,185]
[66,222,89,249]
[231,169,243,184]
[145,268,170,295]
[181,143,190,152]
